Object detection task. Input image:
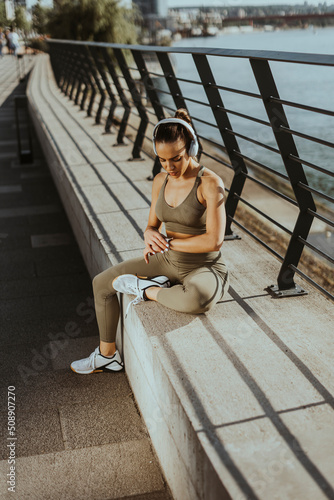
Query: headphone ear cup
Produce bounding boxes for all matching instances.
[188,139,199,157]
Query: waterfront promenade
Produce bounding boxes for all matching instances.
[1,51,334,500]
[0,56,172,499]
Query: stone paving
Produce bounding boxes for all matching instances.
[0,55,172,500]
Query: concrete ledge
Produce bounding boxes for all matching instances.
[27,54,334,500]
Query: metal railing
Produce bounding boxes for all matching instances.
[47,39,334,301]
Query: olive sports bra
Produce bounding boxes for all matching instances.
[155,166,207,235]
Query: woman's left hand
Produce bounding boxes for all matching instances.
[144,245,153,264]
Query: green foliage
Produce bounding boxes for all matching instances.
[14,5,30,33]
[0,1,8,27]
[28,37,49,53]
[32,0,50,35]
[47,0,139,43]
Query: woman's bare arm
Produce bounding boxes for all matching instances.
[144,173,170,262]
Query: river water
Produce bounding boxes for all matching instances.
[170,26,334,203]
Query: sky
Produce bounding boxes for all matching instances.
[27,0,325,8]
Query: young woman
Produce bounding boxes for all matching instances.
[71,109,229,374]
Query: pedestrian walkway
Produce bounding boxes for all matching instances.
[0,55,172,500]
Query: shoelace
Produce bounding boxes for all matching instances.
[125,277,143,317]
[88,347,100,369]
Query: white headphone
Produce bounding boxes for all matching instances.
[152,118,199,157]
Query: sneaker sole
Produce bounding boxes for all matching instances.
[112,274,170,293]
[71,365,124,375]
[70,361,124,375]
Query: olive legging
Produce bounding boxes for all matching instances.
[93,249,229,342]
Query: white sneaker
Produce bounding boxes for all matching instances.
[71,347,124,375]
[113,274,171,315]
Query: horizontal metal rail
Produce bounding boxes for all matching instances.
[216,105,271,127]
[307,208,334,229]
[226,128,281,155]
[281,125,334,149]
[290,154,334,178]
[234,150,290,181]
[298,182,334,204]
[234,194,293,236]
[298,236,334,265]
[290,265,334,301]
[207,83,261,99]
[48,39,334,300]
[228,216,284,261]
[242,172,299,207]
[270,96,334,117]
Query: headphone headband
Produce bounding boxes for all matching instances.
[152,117,199,157]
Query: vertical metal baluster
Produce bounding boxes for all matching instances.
[113,47,148,159]
[69,46,82,101]
[71,45,86,106]
[193,53,247,240]
[58,44,69,93]
[102,47,131,145]
[250,58,315,296]
[64,44,76,96]
[66,44,81,98]
[91,46,118,134]
[59,45,69,92]
[48,44,60,86]
[85,46,106,124]
[80,46,97,117]
[131,50,165,176]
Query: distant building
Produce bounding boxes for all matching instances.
[5,0,15,20]
[133,0,170,44]
[133,0,168,18]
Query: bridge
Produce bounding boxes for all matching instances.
[222,12,334,27]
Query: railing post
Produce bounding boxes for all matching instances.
[102,47,131,145]
[90,46,118,133]
[84,45,106,124]
[193,53,247,239]
[67,45,85,103]
[60,44,73,94]
[113,47,149,159]
[156,52,188,111]
[131,50,166,176]
[77,45,97,118]
[65,44,79,98]
[155,52,203,178]
[250,58,316,296]
[51,44,62,87]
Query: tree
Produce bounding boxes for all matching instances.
[0,1,8,27]
[32,0,49,35]
[14,5,30,33]
[47,0,139,44]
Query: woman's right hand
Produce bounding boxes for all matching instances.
[144,227,170,255]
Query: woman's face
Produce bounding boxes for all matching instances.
[155,139,191,178]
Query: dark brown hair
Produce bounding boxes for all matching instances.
[155,108,194,151]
